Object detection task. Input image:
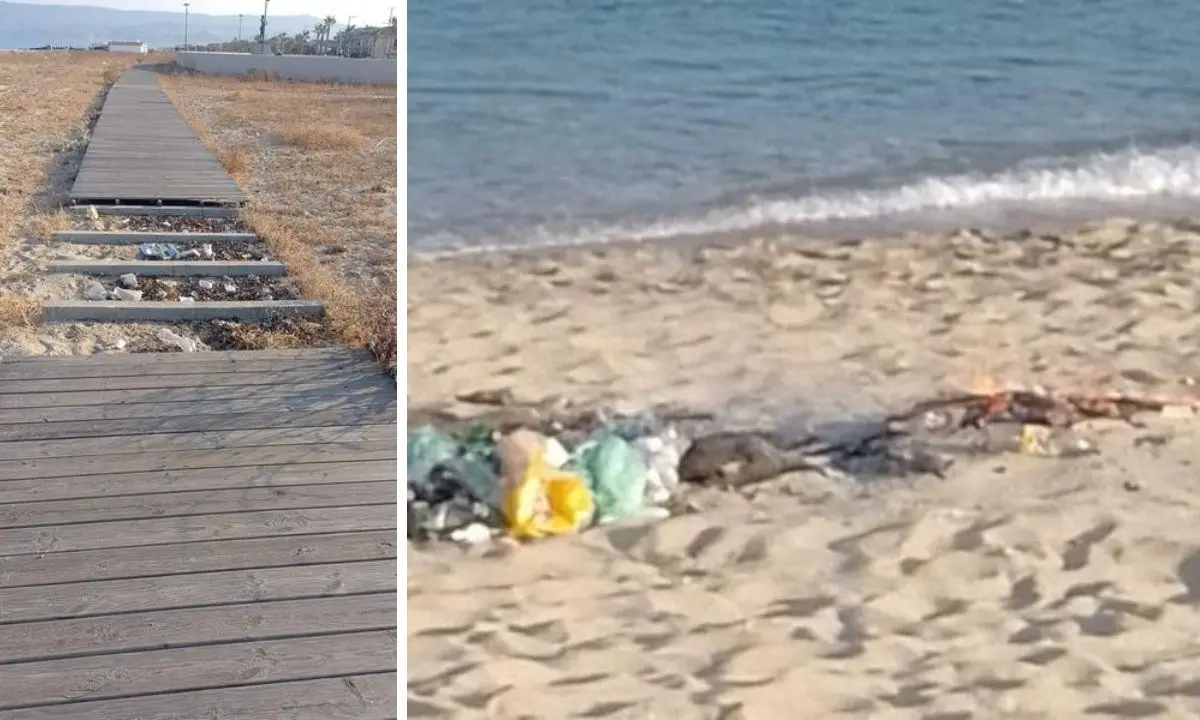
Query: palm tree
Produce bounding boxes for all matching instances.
[319,15,336,54]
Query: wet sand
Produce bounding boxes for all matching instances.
[407,217,1200,719]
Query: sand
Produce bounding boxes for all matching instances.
[407,217,1200,719]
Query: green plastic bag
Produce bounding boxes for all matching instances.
[407,425,459,487]
[407,424,502,509]
[569,433,648,522]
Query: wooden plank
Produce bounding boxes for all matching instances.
[0,560,397,623]
[0,460,397,504]
[0,353,376,382]
[0,408,398,441]
[0,504,397,556]
[0,530,397,587]
[0,395,394,424]
[0,481,396,529]
[0,378,391,409]
[70,205,240,217]
[43,299,324,323]
[0,368,385,394]
[0,441,396,480]
[0,346,364,366]
[3,672,397,720]
[0,592,396,664]
[0,629,397,711]
[2,424,397,460]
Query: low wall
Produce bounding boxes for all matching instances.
[175,52,396,86]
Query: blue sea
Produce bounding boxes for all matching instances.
[408,0,1200,253]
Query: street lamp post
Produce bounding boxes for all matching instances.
[257,0,269,54]
[183,2,190,50]
[342,15,355,56]
[238,14,244,41]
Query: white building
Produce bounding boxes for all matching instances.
[108,41,149,54]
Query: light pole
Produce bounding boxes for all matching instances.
[238,14,244,41]
[342,15,355,56]
[183,2,190,51]
[257,0,269,54]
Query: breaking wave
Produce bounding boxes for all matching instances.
[412,144,1200,258]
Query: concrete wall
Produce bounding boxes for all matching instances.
[175,52,396,86]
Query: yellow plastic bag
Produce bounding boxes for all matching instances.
[496,429,594,540]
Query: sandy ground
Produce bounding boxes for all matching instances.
[407,217,1200,718]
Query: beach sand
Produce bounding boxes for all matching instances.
[407,217,1200,719]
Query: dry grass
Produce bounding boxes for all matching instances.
[159,71,397,373]
[0,291,38,327]
[0,51,147,339]
[23,210,72,242]
[274,122,364,151]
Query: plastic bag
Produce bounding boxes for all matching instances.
[406,426,460,490]
[569,433,648,523]
[497,429,594,540]
[634,428,683,505]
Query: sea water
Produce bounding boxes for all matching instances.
[409,0,1200,253]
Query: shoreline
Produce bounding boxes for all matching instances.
[408,195,1200,262]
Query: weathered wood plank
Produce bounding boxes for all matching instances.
[3,672,397,720]
[0,378,391,410]
[0,347,363,366]
[0,504,397,557]
[0,481,396,529]
[0,353,374,381]
[0,560,397,623]
[0,530,397,587]
[0,395,394,424]
[0,441,396,480]
[0,460,397,504]
[0,368,385,394]
[0,592,396,664]
[0,407,398,441]
[2,424,396,460]
[0,629,396,711]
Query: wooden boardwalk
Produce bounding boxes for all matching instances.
[0,347,397,718]
[69,66,246,206]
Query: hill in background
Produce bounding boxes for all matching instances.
[0,0,320,49]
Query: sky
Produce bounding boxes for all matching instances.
[10,0,397,25]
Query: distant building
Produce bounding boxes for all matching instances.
[108,41,148,54]
[343,26,396,59]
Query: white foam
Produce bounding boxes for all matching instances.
[411,144,1200,259]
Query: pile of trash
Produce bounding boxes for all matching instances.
[408,414,689,543]
[407,385,1200,545]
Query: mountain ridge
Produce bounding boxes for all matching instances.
[0,0,321,49]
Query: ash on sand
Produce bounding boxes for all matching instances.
[137,276,302,302]
[90,216,247,234]
[412,384,1185,521]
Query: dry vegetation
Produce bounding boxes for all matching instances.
[158,70,398,373]
[0,51,149,336]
